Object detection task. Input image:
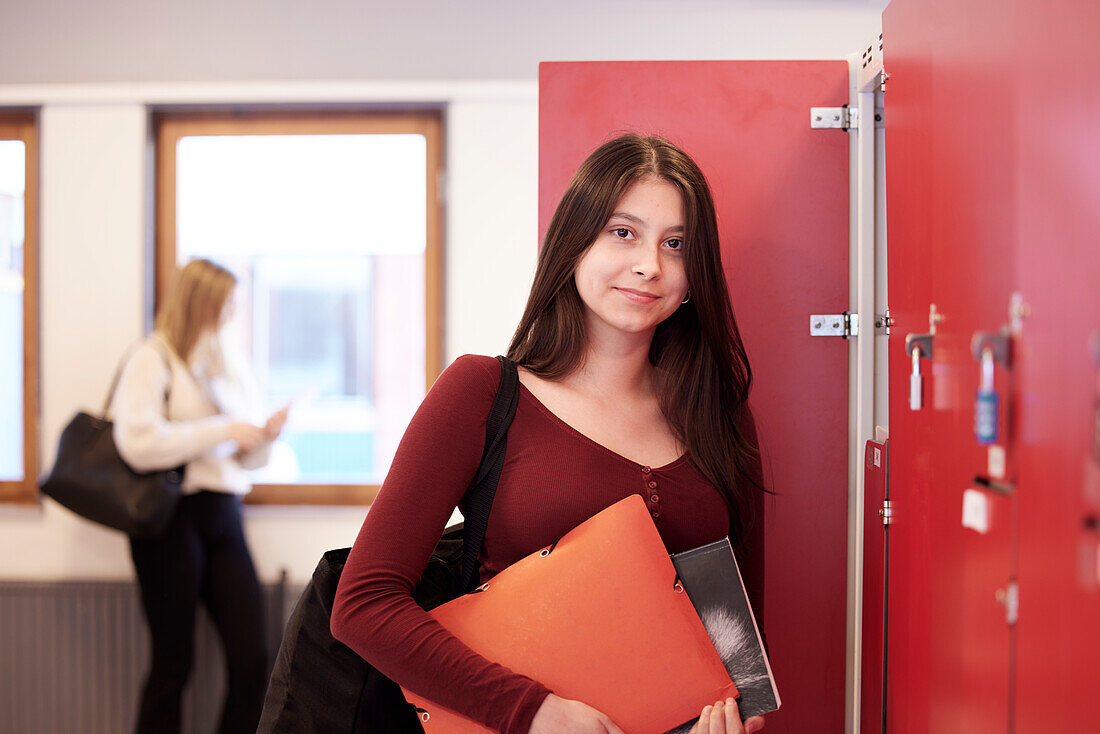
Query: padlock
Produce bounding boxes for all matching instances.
[910,347,923,410]
[975,347,998,444]
[971,331,1011,445]
[975,390,999,444]
[905,333,933,412]
[1092,330,1100,462]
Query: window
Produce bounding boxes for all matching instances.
[155,112,443,505]
[0,114,38,503]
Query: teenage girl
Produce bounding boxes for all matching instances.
[333,135,768,734]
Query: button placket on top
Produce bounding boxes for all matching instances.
[642,466,660,518]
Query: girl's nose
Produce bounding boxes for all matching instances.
[632,242,662,279]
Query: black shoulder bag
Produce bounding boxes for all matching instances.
[40,338,184,538]
[258,355,520,734]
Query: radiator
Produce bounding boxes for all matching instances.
[0,577,300,734]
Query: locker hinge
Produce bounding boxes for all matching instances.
[875,309,894,336]
[810,106,858,130]
[996,581,1019,626]
[810,312,859,338]
[878,499,895,526]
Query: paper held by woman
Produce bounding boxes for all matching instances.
[401,494,738,733]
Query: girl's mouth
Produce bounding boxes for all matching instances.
[615,287,661,304]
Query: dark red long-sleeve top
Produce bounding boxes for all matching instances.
[331,355,765,734]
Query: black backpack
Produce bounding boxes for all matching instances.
[258,356,520,733]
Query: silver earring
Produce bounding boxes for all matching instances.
[681,292,691,305]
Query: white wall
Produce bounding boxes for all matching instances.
[0,0,884,584]
[0,83,539,583]
[0,0,888,83]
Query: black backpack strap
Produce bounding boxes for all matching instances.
[458,355,520,593]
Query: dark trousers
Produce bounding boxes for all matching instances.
[129,490,268,734]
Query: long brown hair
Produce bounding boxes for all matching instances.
[507,134,763,541]
[155,258,237,362]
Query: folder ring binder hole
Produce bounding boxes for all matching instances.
[675,581,685,593]
[540,548,551,557]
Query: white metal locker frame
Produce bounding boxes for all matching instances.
[842,38,889,734]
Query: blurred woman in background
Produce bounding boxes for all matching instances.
[112,258,287,734]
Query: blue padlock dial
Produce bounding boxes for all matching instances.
[975,389,999,445]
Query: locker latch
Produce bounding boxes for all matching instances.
[810,312,859,338]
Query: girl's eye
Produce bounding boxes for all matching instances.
[612,227,632,239]
[665,238,684,250]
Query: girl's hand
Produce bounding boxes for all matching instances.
[263,406,289,441]
[229,422,265,453]
[530,693,626,734]
[688,698,766,734]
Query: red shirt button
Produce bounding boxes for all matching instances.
[648,480,657,489]
[642,466,652,474]
[651,509,660,518]
[650,494,659,503]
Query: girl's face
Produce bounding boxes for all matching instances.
[573,176,689,343]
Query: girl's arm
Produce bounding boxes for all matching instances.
[111,343,236,472]
[331,355,551,734]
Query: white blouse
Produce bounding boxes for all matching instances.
[110,333,272,495]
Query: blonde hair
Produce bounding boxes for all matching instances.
[155,258,237,363]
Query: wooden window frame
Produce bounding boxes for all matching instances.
[0,114,39,504]
[154,110,444,506]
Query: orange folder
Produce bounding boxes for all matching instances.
[402,495,738,733]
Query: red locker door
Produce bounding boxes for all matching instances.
[884,0,1019,731]
[879,1,937,729]
[1013,1,1100,731]
[539,61,850,734]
